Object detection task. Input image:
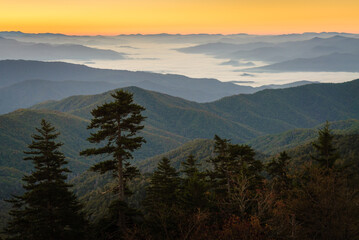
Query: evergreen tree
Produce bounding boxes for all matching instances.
[144,158,180,239]
[80,89,145,227]
[179,155,209,212]
[311,121,339,169]
[207,135,235,196]
[208,135,263,197]
[266,151,291,192]
[4,119,86,240]
[145,158,180,209]
[181,154,201,178]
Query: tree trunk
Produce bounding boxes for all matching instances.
[118,157,124,201]
[117,121,125,229]
[118,157,125,229]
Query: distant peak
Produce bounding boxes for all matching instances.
[328,35,348,40]
[311,37,323,41]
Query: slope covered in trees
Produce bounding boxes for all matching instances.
[4,120,88,240]
[64,128,359,239]
[1,88,359,238]
[1,81,357,185]
[32,86,260,142]
[205,80,359,133]
[0,108,188,211]
[2,81,359,201]
[248,119,359,154]
[137,120,359,173]
[70,128,359,239]
[33,80,359,137]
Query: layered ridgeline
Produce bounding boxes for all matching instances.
[178,35,359,72]
[32,79,359,137]
[0,60,316,114]
[2,79,359,181]
[0,36,125,61]
[1,80,359,229]
[0,60,252,109]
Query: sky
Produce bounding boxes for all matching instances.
[1,0,359,35]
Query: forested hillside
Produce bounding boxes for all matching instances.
[2,81,359,198]
[1,81,359,239]
[32,86,260,142]
[33,79,359,136]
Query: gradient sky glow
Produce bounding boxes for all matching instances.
[1,0,359,35]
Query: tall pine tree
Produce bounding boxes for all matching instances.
[4,119,86,240]
[311,121,339,169]
[145,157,180,210]
[179,155,209,212]
[266,151,291,192]
[144,158,180,239]
[80,89,145,227]
[208,135,263,197]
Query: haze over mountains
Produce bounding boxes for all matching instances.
[1,31,358,85]
[246,53,359,72]
[1,58,359,231]
[0,36,125,61]
[0,60,316,114]
[1,31,359,232]
[1,31,358,196]
[1,31,358,45]
[177,35,359,72]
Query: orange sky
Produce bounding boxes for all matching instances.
[0,0,358,35]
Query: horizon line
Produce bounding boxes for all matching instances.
[1,30,359,37]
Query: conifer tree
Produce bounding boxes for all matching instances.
[144,158,180,238]
[267,151,291,191]
[208,135,263,197]
[311,121,339,169]
[181,154,201,178]
[145,157,180,209]
[207,135,235,196]
[4,119,86,240]
[179,155,209,212]
[80,89,145,227]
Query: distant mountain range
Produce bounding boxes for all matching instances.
[0,60,316,113]
[0,80,119,114]
[245,53,359,72]
[0,36,125,60]
[178,35,359,72]
[2,31,359,232]
[3,31,357,45]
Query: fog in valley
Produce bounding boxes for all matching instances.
[1,31,359,87]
